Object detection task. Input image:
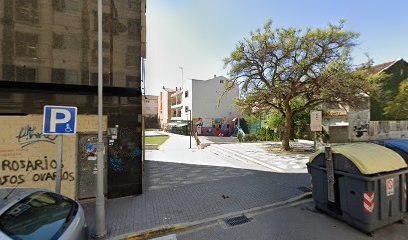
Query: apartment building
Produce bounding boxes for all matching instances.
[0,0,146,199]
[167,75,240,136]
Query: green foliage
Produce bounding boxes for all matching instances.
[244,114,261,125]
[245,128,279,142]
[384,79,408,120]
[240,118,250,134]
[237,131,244,142]
[257,127,277,141]
[244,133,258,142]
[223,19,382,150]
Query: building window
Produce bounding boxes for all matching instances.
[2,65,37,82]
[126,75,139,88]
[185,106,189,112]
[53,33,64,49]
[52,0,80,14]
[126,46,138,66]
[128,19,139,36]
[91,73,110,86]
[16,66,36,82]
[51,68,65,84]
[51,69,78,84]
[51,0,65,11]
[2,65,15,81]
[185,90,189,98]
[220,79,224,83]
[15,32,38,58]
[16,0,39,24]
[53,33,79,50]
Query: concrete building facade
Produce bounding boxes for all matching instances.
[0,0,146,199]
[142,95,159,128]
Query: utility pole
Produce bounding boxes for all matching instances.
[188,110,192,148]
[95,0,106,238]
[179,66,183,89]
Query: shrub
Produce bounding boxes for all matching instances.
[244,134,258,142]
[256,128,276,141]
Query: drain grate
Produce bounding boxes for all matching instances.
[297,186,312,193]
[224,215,252,227]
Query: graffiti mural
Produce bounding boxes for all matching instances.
[0,158,74,185]
[353,123,369,137]
[16,125,57,148]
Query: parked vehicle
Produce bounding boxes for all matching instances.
[0,188,89,240]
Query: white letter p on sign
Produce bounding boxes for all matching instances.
[50,109,71,132]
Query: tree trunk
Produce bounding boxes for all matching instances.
[282,111,292,151]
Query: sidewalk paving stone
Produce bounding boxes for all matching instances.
[82,160,309,239]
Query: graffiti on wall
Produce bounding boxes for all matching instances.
[108,145,142,173]
[16,125,57,148]
[108,156,124,173]
[353,123,369,137]
[193,118,203,126]
[0,158,74,185]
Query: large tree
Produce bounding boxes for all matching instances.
[223,20,381,150]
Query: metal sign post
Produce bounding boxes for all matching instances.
[43,105,77,194]
[325,146,335,203]
[310,111,322,150]
[55,135,63,193]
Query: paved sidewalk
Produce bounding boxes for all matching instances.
[83,134,311,239]
[176,200,408,240]
[146,134,271,172]
[205,142,311,173]
[82,161,309,239]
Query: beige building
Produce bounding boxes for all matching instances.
[158,87,175,129]
[143,95,158,116]
[143,95,159,128]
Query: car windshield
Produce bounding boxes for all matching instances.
[0,191,77,240]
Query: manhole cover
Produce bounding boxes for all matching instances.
[224,215,252,227]
[297,186,312,193]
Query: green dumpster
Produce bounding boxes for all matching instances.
[307,143,408,233]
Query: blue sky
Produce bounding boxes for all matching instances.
[145,0,408,95]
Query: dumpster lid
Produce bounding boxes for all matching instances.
[382,139,408,153]
[309,143,407,174]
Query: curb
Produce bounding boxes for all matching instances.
[112,192,312,240]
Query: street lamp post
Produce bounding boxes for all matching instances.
[179,66,183,90]
[95,0,106,238]
[186,109,192,148]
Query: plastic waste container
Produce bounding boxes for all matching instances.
[373,139,408,212]
[307,143,408,233]
[373,139,408,161]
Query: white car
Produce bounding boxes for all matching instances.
[0,188,89,240]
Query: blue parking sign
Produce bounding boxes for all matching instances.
[43,105,77,134]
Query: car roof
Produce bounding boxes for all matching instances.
[0,188,40,212]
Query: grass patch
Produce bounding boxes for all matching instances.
[145,135,170,146]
